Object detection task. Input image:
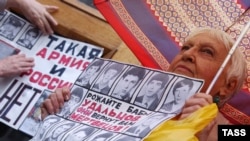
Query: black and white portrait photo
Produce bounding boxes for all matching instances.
[92,62,124,95]
[160,78,202,113]
[64,125,96,141]
[43,120,77,141]
[111,66,146,102]
[87,130,114,141]
[76,59,105,88]
[0,15,25,40]
[134,72,170,110]
[17,26,41,49]
[31,115,63,141]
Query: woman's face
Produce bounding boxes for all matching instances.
[168,33,230,95]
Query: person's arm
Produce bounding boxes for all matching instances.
[41,87,70,120]
[6,0,58,35]
[0,54,34,77]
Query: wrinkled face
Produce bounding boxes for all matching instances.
[145,80,163,97]
[117,75,139,96]
[168,33,230,95]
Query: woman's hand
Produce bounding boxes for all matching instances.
[0,54,34,77]
[179,93,213,119]
[41,87,70,120]
[7,0,58,35]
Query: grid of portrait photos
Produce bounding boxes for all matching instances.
[31,58,204,141]
[0,10,104,138]
[0,10,41,50]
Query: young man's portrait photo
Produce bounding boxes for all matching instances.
[111,66,147,102]
[43,121,77,141]
[134,72,170,110]
[0,15,25,40]
[32,115,62,140]
[87,130,114,141]
[64,125,96,141]
[76,59,105,88]
[160,78,202,113]
[17,26,41,49]
[91,62,124,95]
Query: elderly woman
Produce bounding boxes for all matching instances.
[167,28,246,141]
[41,28,247,141]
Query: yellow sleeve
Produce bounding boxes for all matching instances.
[144,104,218,141]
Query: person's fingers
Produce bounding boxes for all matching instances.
[193,93,213,104]
[45,12,58,26]
[14,57,35,69]
[19,58,35,64]
[24,11,53,35]
[53,87,69,108]
[45,5,59,27]
[35,18,46,34]
[44,5,59,13]
[42,14,54,35]
[179,93,213,119]
[184,98,210,108]
[49,92,62,112]
[62,87,70,101]
[15,54,34,62]
[41,105,49,120]
[40,5,58,35]
[17,66,32,73]
[9,54,26,60]
[40,87,71,119]
[3,54,34,69]
[41,99,56,115]
[180,104,201,119]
